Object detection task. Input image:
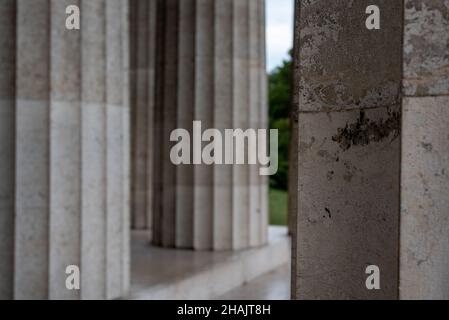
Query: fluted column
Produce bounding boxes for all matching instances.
[292,0,403,299]
[400,0,449,300]
[130,0,157,231]
[153,0,268,251]
[0,0,130,300]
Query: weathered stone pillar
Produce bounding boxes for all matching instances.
[130,0,157,231]
[400,0,449,300]
[0,0,16,300]
[291,0,403,299]
[0,0,130,300]
[153,0,268,251]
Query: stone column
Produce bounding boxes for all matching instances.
[0,0,16,300]
[400,0,449,300]
[0,0,130,300]
[291,0,403,299]
[153,0,268,251]
[130,0,157,231]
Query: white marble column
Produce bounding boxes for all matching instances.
[1,0,130,300]
[153,0,268,251]
[292,0,403,299]
[130,0,157,231]
[400,0,449,300]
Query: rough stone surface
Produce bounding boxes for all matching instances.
[400,93,449,299]
[14,0,50,300]
[130,0,157,231]
[400,2,449,300]
[292,0,403,299]
[153,0,268,251]
[296,107,400,299]
[403,0,449,96]
[298,0,403,112]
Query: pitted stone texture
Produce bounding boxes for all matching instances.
[14,0,50,300]
[130,0,157,232]
[400,96,449,300]
[298,0,403,112]
[295,106,400,300]
[292,0,403,300]
[403,0,449,96]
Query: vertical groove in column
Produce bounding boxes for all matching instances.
[176,0,195,249]
[49,0,82,300]
[0,0,16,300]
[15,0,86,300]
[248,0,261,247]
[15,0,50,300]
[121,0,131,298]
[162,0,179,248]
[105,0,125,299]
[213,0,233,250]
[80,0,107,300]
[130,0,149,230]
[232,0,250,250]
[130,0,157,232]
[152,0,167,247]
[193,0,214,250]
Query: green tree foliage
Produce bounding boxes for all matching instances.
[269,51,292,190]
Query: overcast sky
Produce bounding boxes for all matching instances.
[266,0,294,72]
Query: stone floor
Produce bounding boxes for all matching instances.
[217,264,290,300]
[129,226,290,300]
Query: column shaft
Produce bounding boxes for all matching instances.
[15,0,50,299]
[130,0,157,231]
[292,0,403,299]
[4,0,130,300]
[400,0,449,300]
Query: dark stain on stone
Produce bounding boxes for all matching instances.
[332,110,400,151]
[324,208,331,218]
[421,142,433,152]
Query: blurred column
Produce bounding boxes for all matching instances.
[400,0,449,300]
[0,0,16,300]
[130,0,157,231]
[153,0,268,251]
[1,0,131,300]
[291,0,402,299]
